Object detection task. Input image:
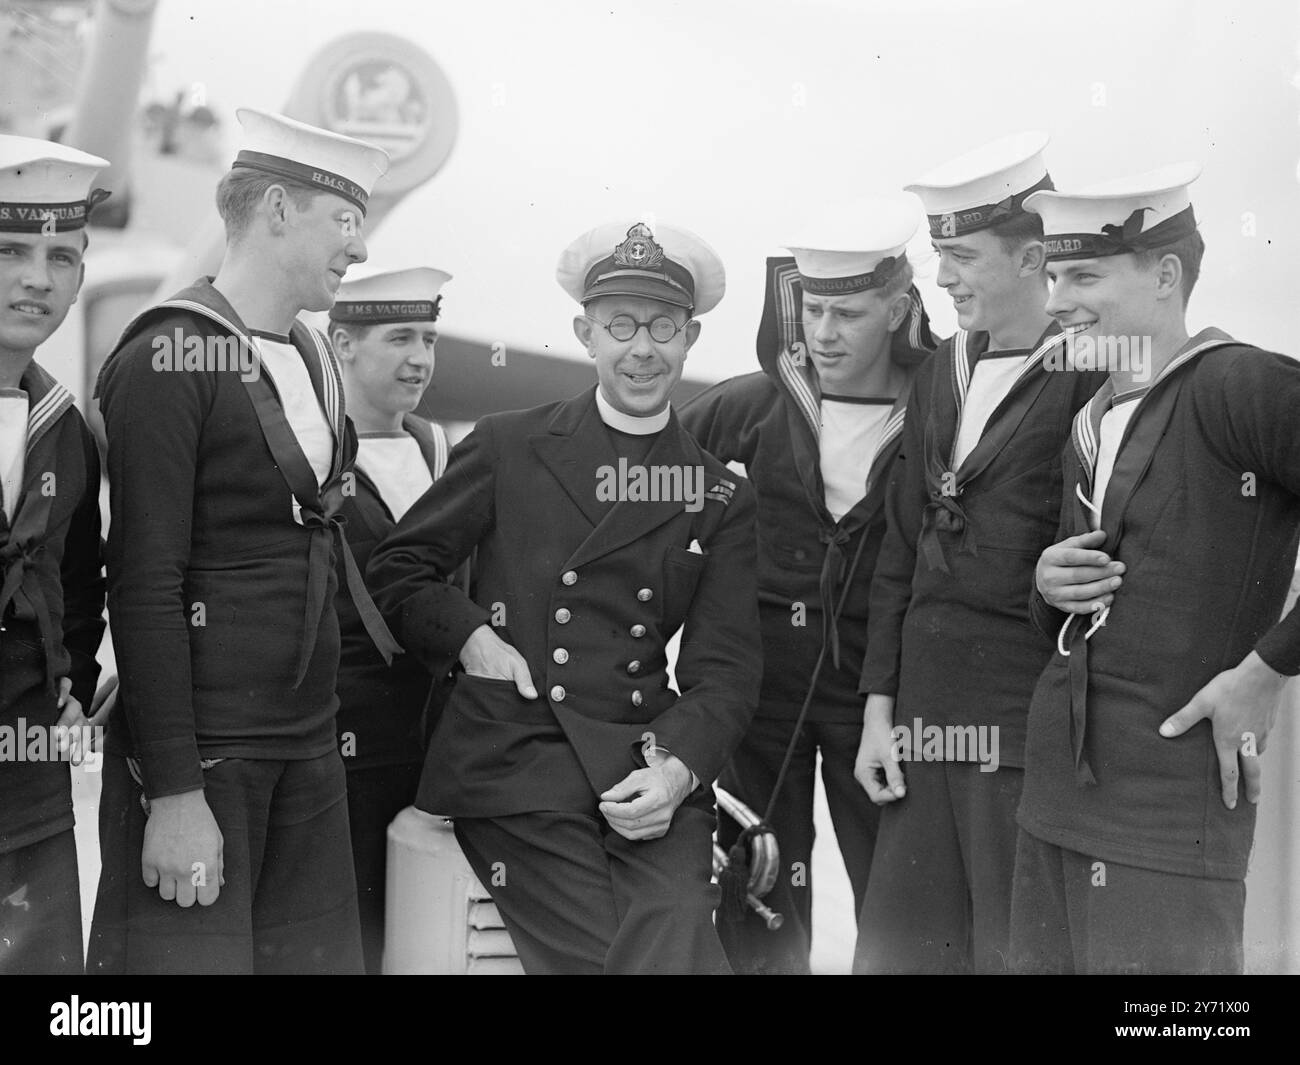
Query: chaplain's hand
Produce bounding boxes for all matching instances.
[599,758,694,841]
[1159,651,1289,810]
[141,789,225,907]
[459,624,537,698]
[1036,529,1125,615]
[855,693,906,805]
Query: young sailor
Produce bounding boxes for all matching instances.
[1012,165,1300,974]
[89,110,392,974]
[854,133,1107,973]
[368,220,763,974]
[0,135,108,974]
[677,198,937,973]
[328,266,455,974]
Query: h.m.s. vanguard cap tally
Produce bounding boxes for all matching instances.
[557,219,726,316]
[0,134,110,234]
[330,266,453,324]
[231,108,390,216]
[785,195,921,295]
[906,131,1053,240]
[1024,162,1201,261]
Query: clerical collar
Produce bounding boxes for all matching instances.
[595,387,669,435]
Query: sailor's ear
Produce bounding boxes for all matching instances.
[332,326,355,362]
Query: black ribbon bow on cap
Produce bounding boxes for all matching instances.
[1100,207,1151,244]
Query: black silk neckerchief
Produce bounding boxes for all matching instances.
[104,283,402,689]
[919,326,1061,574]
[241,348,401,687]
[0,364,78,695]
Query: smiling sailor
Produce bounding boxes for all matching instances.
[853,133,1107,974]
[368,219,763,974]
[1013,165,1300,973]
[327,266,456,974]
[0,135,109,974]
[89,109,392,974]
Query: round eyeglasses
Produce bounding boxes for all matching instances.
[586,312,691,343]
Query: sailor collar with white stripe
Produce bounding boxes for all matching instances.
[595,386,669,435]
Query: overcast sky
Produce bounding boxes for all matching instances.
[141,0,1299,380]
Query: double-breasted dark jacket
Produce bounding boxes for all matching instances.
[367,387,763,818]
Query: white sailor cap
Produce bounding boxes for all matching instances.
[0,134,110,234]
[1024,162,1201,262]
[785,196,920,295]
[232,108,390,216]
[556,219,726,315]
[906,131,1053,239]
[330,266,452,324]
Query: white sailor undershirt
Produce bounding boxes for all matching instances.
[951,348,1035,469]
[819,394,893,522]
[0,387,27,523]
[356,428,441,522]
[253,334,334,488]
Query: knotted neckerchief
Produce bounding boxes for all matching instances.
[918,326,1064,573]
[1057,330,1238,784]
[0,362,78,695]
[719,258,937,926]
[766,256,936,667]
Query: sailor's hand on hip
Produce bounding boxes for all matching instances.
[1159,651,1288,810]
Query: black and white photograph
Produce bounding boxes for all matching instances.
[0,0,1296,1039]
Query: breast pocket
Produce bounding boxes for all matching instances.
[663,544,706,623]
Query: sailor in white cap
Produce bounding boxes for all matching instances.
[677,197,938,973]
[853,134,1107,974]
[368,219,763,974]
[326,266,455,974]
[89,110,393,974]
[1013,165,1300,973]
[0,135,108,974]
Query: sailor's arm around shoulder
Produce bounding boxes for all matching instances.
[675,372,771,464]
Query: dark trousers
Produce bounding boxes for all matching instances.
[855,760,1023,974]
[1008,828,1246,974]
[0,829,83,974]
[344,761,422,975]
[88,751,363,974]
[716,717,879,974]
[454,802,729,974]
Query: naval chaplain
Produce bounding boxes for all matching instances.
[368,219,763,974]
